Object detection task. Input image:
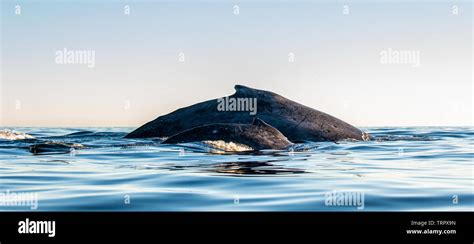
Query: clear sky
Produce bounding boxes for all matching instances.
[0,0,472,127]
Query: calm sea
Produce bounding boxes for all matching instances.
[0,127,472,211]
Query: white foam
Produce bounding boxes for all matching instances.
[203,140,253,152]
[0,130,35,140]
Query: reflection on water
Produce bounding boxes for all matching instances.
[0,127,473,211]
[118,157,308,175]
[209,161,306,175]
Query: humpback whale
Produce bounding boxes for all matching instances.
[29,142,85,155]
[126,85,368,142]
[162,118,292,151]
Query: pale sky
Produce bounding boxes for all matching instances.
[0,0,472,127]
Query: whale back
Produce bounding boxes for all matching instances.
[162,118,292,150]
[126,85,364,142]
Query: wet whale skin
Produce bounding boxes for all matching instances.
[126,85,364,142]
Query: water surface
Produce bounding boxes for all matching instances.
[0,127,472,211]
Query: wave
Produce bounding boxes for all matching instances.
[0,129,35,140]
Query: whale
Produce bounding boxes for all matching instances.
[126,85,369,142]
[29,142,85,155]
[162,118,292,151]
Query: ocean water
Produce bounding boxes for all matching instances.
[0,127,472,211]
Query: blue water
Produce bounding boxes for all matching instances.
[0,127,472,211]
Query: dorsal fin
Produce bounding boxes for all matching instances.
[234,85,253,96]
[252,117,268,126]
[234,84,280,99]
